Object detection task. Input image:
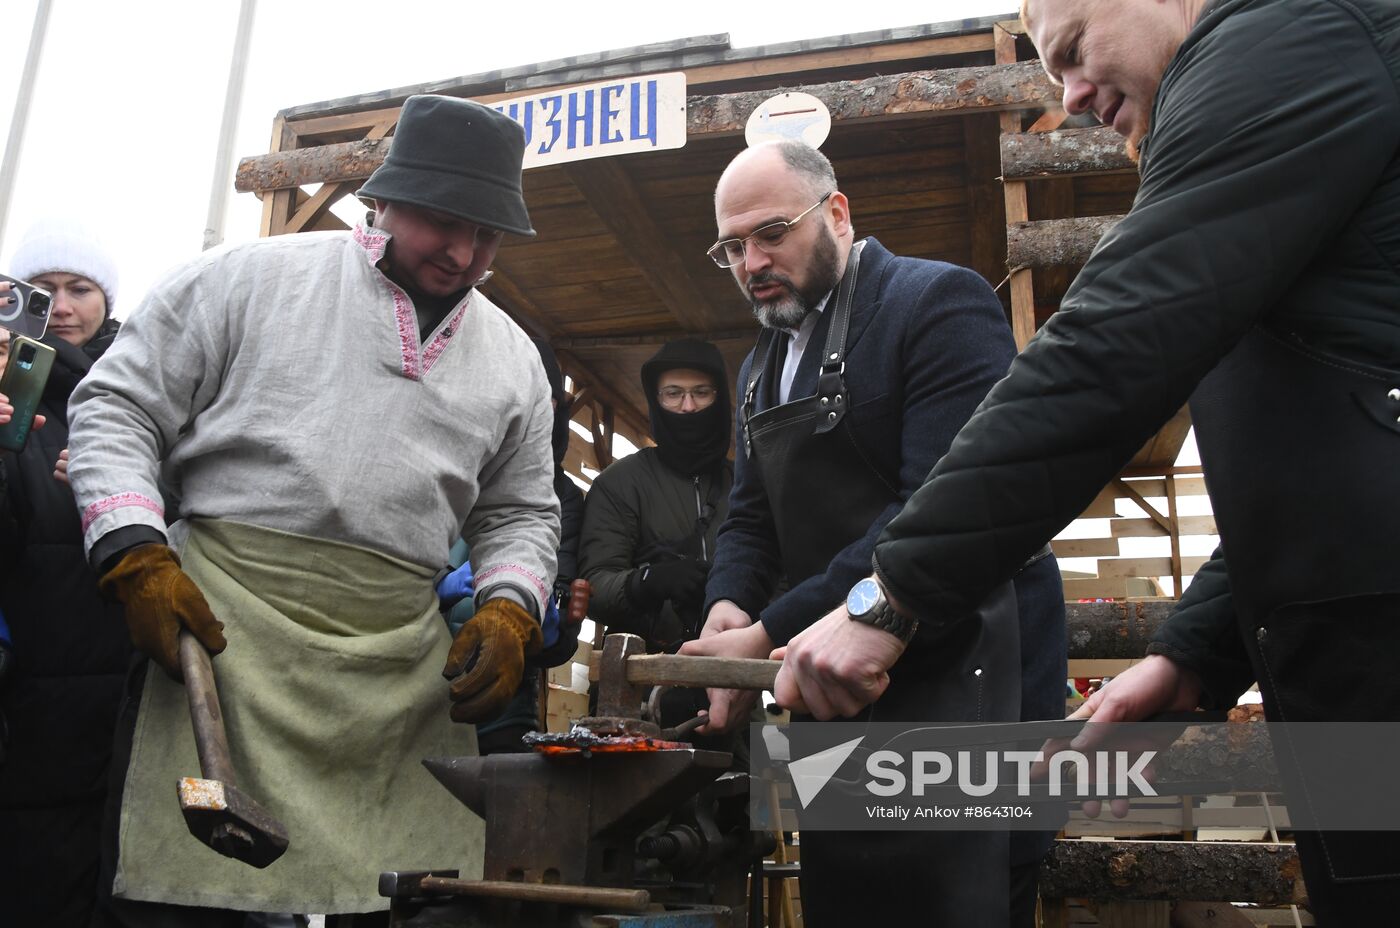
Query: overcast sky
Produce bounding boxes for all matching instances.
[2,0,1011,315]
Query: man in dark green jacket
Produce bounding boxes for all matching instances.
[774,0,1400,922]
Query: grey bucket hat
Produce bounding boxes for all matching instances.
[358,94,535,237]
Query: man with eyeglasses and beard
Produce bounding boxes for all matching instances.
[679,139,1067,926]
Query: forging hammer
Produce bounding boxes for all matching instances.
[176,630,290,868]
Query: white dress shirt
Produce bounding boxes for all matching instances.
[778,292,831,405]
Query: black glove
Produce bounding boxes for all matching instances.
[535,580,585,669]
[626,558,711,612]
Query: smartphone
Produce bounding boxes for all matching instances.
[0,274,53,341]
[0,334,55,452]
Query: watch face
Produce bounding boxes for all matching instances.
[846,577,881,617]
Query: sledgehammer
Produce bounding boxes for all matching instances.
[176,630,290,868]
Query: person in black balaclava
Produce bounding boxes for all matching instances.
[578,338,733,653]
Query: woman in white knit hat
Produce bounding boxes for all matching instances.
[0,216,131,928]
[6,214,120,346]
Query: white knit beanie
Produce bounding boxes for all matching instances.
[9,216,119,316]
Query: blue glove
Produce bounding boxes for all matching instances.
[542,597,560,649]
[437,560,474,611]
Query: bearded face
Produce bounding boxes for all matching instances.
[742,219,842,330]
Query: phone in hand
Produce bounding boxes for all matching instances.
[0,334,55,452]
[0,274,53,341]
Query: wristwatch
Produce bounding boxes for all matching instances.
[845,577,918,643]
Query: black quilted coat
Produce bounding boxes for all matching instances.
[1,321,131,927]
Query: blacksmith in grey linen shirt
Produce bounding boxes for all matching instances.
[66,95,562,919]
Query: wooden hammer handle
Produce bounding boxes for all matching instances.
[178,630,237,787]
[624,653,780,691]
[418,876,650,910]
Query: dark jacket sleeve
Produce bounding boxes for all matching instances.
[578,462,644,626]
[713,263,1018,647]
[873,1,1400,630]
[1146,546,1256,708]
[555,473,583,583]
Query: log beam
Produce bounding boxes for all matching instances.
[1040,840,1306,906]
[1007,214,1123,269]
[238,136,389,194]
[687,59,1058,137]
[237,62,1061,195]
[1002,126,1134,179]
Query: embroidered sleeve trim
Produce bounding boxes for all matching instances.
[475,564,550,606]
[82,492,165,533]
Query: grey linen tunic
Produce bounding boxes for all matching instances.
[68,224,559,608]
[64,224,560,911]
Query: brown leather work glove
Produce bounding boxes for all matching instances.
[100,544,227,680]
[442,598,543,723]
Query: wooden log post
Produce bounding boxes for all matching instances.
[993,22,1040,350]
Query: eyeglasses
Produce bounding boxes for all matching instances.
[706,192,833,268]
[657,385,718,410]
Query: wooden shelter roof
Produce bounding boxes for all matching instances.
[237,16,1157,470]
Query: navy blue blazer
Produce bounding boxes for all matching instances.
[704,237,1066,725]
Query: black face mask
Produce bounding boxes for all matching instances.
[651,401,730,476]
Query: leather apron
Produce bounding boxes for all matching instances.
[743,243,1021,927]
[1191,326,1400,909]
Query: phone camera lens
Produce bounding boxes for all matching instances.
[29,293,51,316]
[18,343,36,363]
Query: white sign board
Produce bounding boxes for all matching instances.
[490,72,687,170]
[745,92,832,149]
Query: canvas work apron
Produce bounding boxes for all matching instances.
[112,519,482,913]
[741,243,1021,926]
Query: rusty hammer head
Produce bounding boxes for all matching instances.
[178,776,290,868]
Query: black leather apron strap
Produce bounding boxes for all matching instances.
[812,240,864,435]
